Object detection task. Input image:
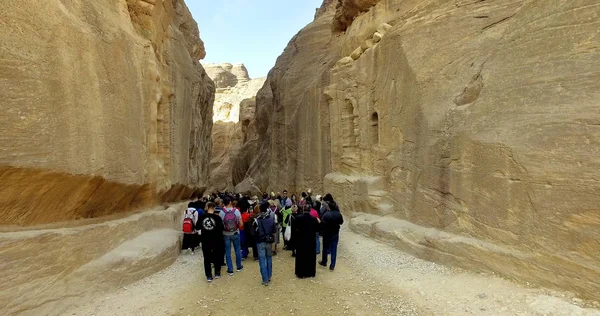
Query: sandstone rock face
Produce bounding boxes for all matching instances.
[203,64,265,192]
[204,63,252,89]
[0,0,214,225]
[0,203,186,316]
[241,0,600,300]
[332,0,381,32]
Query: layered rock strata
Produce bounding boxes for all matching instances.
[0,0,214,225]
[0,203,186,316]
[240,0,600,300]
[203,63,265,191]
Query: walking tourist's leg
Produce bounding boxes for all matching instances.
[252,242,258,260]
[233,233,243,270]
[257,242,269,284]
[316,232,321,254]
[330,234,340,270]
[320,235,330,266]
[224,235,233,273]
[213,246,222,277]
[240,230,248,258]
[265,243,273,280]
[202,245,212,279]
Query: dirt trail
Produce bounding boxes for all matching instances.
[68,228,600,316]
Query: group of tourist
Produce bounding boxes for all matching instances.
[182,190,344,286]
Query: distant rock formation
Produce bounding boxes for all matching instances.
[0,0,214,226]
[204,63,251,89]
[203,63,265,191]
[236,0,600,301]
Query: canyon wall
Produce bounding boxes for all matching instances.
[0,203,186,316]
[242,0,600,299]
[203,63,265,192]
[0,0,214,226]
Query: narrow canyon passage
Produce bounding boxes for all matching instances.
[2,0,600,314]
[68,228,600,316]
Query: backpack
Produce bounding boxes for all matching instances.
[223,208,238,232]
[182,208,196,233]
[269,206,278,222]
[254,215,275,243]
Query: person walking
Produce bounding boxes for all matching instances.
[219,197,244,275]
[319,200,344,271]
[293,204,320,278]
[281,199,293,249]
[308,201,321,254]
[198,202,224,282]
[181,204,200,254]
[280,190,288,209]
[288,205,299,257]
[271,199,283,255]
[320,194,333,217]
[254,202,277,286]
[248,204,261,260]
[214,198,224,214]
[240,207,252,259]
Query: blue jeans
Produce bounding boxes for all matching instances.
[321,234,339,269]
[224,233,243,272]
[316,232,321,254]
[241,230,249,258]
[257,242,273,283]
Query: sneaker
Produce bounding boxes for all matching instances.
[262,282,269,286]
[207,277,213,282]
[227,271,234,276]
[318,261,327,267]
[329,267,335,271]
[236,267,244,272]
[215,275,221,279]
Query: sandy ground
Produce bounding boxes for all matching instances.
[68,228,600,316]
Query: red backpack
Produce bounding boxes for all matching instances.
[182,208,196,233]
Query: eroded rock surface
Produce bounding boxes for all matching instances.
[0,203,186,316]
[0,0,214,225]
[239,0,600,300]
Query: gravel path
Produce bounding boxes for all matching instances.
[68,227,600,316]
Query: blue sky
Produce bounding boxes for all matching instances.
[188,0,324,78]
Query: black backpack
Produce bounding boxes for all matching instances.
[254,216,275,243]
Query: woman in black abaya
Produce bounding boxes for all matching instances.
[292,204,320,278]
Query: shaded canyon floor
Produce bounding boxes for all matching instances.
[67,228,600,316]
